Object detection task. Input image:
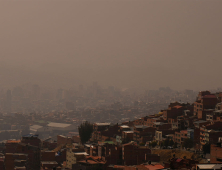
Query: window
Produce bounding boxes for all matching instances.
[217,158,222,162]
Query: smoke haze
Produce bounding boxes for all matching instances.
[0,0,222,90]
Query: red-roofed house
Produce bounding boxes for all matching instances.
[164,158,198,169]
[78,156,106,170]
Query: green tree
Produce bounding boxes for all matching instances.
[78,121,93,144]
[139,142,145,146]
[182,138,193,149]
[149,141,157,148]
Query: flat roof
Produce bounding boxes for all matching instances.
[47,122,71,128]
[194,120,208,124]
[74,152,89,156]
[120,125,130,128]
[95,123,111,126]
[30,125,43,130]
[134,125,148,129]
[41,161,58,164]
[197,164,222,169]
[215,110,222,113]
[153,122,164,125]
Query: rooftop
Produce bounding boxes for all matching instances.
[22,134,38,138]
[41,161,58,164]
[134,125,148,129]
[6,140,21,143]
[30,125,43,130]
[95,123,111,126]
[194,120,208,124]
[144,164,164,170]
[202,95,217,99]
[123,131,134,133]
[120,125,130,128]
[47,122,71,128]
[196,164,222,169]
[173,105,183,109]
[153,122,164,125]
[74,152,89,156]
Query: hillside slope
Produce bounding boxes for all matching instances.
[152,149,201,162]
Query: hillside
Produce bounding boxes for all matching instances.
[152,149,201,162]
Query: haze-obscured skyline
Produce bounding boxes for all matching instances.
[0,0,222,90]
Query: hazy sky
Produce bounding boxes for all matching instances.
[0,0,222,90]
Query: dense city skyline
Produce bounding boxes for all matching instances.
[0,0,222,169]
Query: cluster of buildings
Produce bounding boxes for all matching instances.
[83,90,222,169]
[0,90,222,169]
[90,91,222,150]
[0,84,199,142]
[0,83,197,116]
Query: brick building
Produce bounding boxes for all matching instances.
[198,110,214,120]
[122,142,151,165]
[194,91,218,116]
[174,130,187,145]
[200,122,222,147]
[133,127,156,144]
[5,139,41,170]
[206,110,222,122]
[41,151,56,162]
[93,123,111,132]
[91,124,120,142]
[98,143,122,166]
[41,161,58,170]
[210,142,222,163]
[42,139,57,150]
[66,148,88,169]
[134,118,145,126]
[57,135,72,146]
[21,134,41,147]
[5,153,28,170]
[144,115,164,127]
[122,131,134,143]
